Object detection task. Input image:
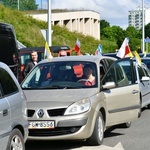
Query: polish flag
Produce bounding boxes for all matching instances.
[116,38,133,58]
[74,38,81,53]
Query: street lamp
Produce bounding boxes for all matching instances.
[18,0,19,10]
[142,0,145,53]
[47,0,52,46]
[41,0,42,10]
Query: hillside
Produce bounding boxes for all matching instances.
[0,5,118,54]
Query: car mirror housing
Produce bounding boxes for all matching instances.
[102,81,116,90]
[141,76,150,81]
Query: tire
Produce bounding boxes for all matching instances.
[87,112,104,146]
[147,104,150,109]
[6,128,25,150]
[122,121,131,128]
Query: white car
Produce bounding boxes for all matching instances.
[0,62,28,150]
[134,60,150,108]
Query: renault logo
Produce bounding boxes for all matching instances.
[37,109,44,118]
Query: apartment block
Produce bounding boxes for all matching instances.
[128,8,150,30]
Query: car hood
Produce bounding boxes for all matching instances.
[23,88,97,108]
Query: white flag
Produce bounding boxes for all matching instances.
[116,38,133,58]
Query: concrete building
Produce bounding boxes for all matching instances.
[30,10,100,40]
[128,8,150,30]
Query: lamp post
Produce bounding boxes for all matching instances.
[41,0,42,10]
[18,0,19,10]
[142,0,145,53]
[47,0,52,46]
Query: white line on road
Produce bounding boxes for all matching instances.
[72,142,124,150]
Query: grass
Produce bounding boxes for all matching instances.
[0,4,118,54]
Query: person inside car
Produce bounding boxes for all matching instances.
[60,50,67,57]
[77,64,95,86]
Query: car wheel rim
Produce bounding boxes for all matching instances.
[10,135,23,150]
[98,116,103,141]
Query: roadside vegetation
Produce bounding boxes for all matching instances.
[0,4,150,54]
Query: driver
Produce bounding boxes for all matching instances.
[78,64,95,86]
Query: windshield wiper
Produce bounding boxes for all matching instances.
[39,84,83,89]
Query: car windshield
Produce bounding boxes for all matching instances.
[21,61,98,89]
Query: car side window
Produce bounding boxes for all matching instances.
[137,66,145,80]
[142,66,150,77]
[0,68,18,96]
[102,67,116,84]
[102,58,135,87]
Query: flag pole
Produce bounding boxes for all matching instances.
[142,0,145,53]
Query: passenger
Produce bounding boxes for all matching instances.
[23,50,38,77]
[77,64,95,86]
[60,50,67,57]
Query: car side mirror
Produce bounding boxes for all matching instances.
[141,76,150,81]
[101,81,116,90]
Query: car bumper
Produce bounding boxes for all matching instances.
[27,108,97,140]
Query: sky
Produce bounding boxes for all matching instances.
[36,0,150,29]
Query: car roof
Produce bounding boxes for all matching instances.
[19,45,71,53]
[140,57,150,60]
[38,55,117,65]
[103,53,120,59]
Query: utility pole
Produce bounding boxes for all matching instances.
[41,0,42,10]
[142,0,145,53]
[47,0,52,46]
[18,0,19,10]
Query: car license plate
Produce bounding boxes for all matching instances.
[28,121,55,129]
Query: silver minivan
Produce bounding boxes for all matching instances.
[0,62,28,150]
[21,55,140,146]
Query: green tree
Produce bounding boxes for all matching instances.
[100,19,110,30]
[20,0,38,11]
[116,37,124,49]
[101,25,125,42]
[145,23,150,38]
[111,25,125,41]
[129,38,141,51]
[125,26,138,38]
[100,20,110,39]
[101,26,114,40]
[1,0,38,10]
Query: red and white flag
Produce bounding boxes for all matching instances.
[116,38,133,58]
[74,38,81,53]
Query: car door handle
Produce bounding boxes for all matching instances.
[132,90,139,94]
[3,109,8,116]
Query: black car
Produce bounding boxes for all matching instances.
[0,22,20,81]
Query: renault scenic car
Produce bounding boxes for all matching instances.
[0,62,28,150]
[21,55,140,146]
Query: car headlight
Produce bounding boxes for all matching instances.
[64,98,90,115]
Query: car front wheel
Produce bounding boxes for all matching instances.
[87,112,104,146]
[6,128,25,150]
[122,121,131,128]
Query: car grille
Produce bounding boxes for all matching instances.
[29,126,81,136]
[27,109,35,117]
[47,108,66,116]
[27,108,66,117]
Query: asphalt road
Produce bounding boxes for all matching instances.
[25,107,150,150]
